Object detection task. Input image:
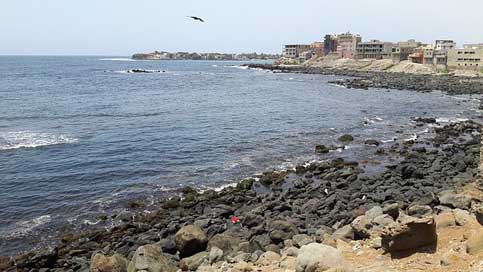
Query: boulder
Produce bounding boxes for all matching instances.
[382,203,400,220]
[249,234,272,253]
[282,246,299,257]
[315,145,330,154]
[407,205,432,218]
[0,257,14,271]
[372,214,395,227]
[434,212,456,229]
[292,234,313,248]
[452,209,471,226]
[364,139,380,146]
[332,225,354,241]
[175,225,208,258]
[338,134,354,142]
[90,253,128,272]
[296,243,348,272]
[127,245,177,272]
[365,206,383,221]
[256,251,281,266]
[438,191,472,209]
[350,215,373,239]
[381,216,437,252]
[466,231,483,255]
[269,220,299,243]
[207,233,240,256]
[179,251,208,271]
[208,247,223,264]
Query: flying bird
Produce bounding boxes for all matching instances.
[188,16,205,22]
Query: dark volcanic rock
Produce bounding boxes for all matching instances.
[175,225,208,258]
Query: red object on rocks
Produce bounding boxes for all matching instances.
[231,216,239,224]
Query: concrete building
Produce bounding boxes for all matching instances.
[336,32,362,59]
[310,42,324,57]
[447,47,483,70]
[283,44,311,59]
[464,43,483,49]
[356,40,394,60]
[324,34,338,55]
[391,40,422,61]
[434,40,456,65]
[298,51,313,63]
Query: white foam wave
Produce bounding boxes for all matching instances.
[228,65,249,70]
[435,117,469,123]
[99,58,136,61]
[0,131,78,151]
[4,215,51,238]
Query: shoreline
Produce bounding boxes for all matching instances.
[245,63,483,96]
[3,117,483,271]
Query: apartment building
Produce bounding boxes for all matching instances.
[356,40,394,59]
[283,44,311,58]
[434,40,456,65]
[336,32,362,59]
[391,40,422,61]
[447,47,483,70]
[324,35,338,55]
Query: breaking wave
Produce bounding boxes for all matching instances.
[2,215,51,238]
[0,131,79,151]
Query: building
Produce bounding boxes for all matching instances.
[336,32,362,59]
[324,34,338,55]
[310,42,324,57]
[391,39,422,61]
[447,47,483,70]
[421,45,435,65]
[283,44,311,59]
[356,40,394,59]
[298,51,313,63]
[434,40,456,65]
[464,43,483,49]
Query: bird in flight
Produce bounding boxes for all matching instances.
[188,16,205,22]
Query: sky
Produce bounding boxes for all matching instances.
[1,0,482,55]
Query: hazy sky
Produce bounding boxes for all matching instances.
[1,0,482,55]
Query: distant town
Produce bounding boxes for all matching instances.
[132,51,281,61]
[281,32,483,71]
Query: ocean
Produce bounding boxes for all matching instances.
[0,56,480,255]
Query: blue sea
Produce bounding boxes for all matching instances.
[0,56,480,255]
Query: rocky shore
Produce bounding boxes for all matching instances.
[246,64,483,96]
[2,118,483,271]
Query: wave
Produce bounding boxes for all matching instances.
[114,69,167,74]
[0,131,78,151]
[99,58,136,62]
[3,215,51,238]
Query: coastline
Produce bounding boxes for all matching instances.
[3,116,483,271]
[245,63,483,96]
[2,62,483,271]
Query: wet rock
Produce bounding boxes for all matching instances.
[237,178,255,191]
[381,216,437,252]
[269,220,299,243]
[364,139,380,147]
[175,225,208,258]
[90,253,128,272]
[438,191,472,209]
[127,244,177,272]
[296,243,348,272]
[315,145,330,154]
[179,251,208,271]
[338,134,354,142]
